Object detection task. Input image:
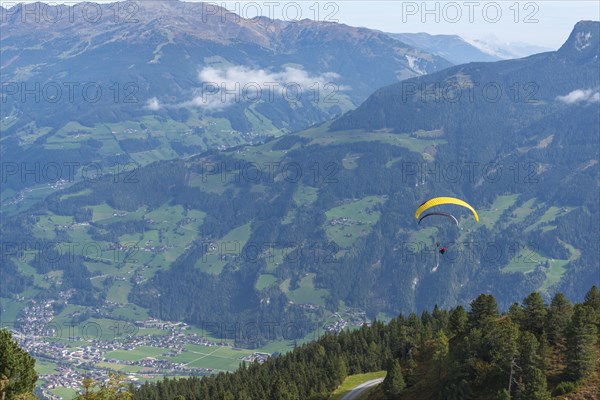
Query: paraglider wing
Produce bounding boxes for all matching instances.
[418,212,459,226]
[415,197,479,222]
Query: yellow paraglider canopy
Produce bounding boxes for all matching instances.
[415,197,479,222]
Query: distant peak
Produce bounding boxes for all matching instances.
[558,20,599,57]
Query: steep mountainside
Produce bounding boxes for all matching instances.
[1,22,598,351]
[0,1,452,203]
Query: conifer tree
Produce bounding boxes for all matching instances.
[565,304,597,381]
[433,330,449,381]
[515,368,550,400]
[583,285,600,328]
[515,332,550,400]
[546,293,573,346]
[449,306,467,336]
[468,294,499,329]
[0,329,37,399]
[487,318,519,390]
[383,359,405,399]
[404,353,418,387]
[508,302,525,326]
[522,292,547,338]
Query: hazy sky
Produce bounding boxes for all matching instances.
[327,1,599,49]
[3,1,599,49]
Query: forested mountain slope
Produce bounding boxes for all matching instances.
[1,22,598,349]
[131,288,600,400]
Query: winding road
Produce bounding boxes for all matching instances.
[340,378,384,400]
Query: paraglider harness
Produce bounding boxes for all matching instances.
[436,242,447,255]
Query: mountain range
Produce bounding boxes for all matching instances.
[2,19,597,334]
[0,1,553,208]
[385,32,554,64]
[467,36,554,59]
[1,0,453,203]
[0,5,598,396]
[385,32,502,64]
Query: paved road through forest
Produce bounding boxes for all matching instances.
[340,378,384,400]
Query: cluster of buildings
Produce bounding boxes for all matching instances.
[324,319,348,333]
[329,217,365,227]
[39,367,104,400]
[324,309,369,333]
[15,300,56,336]
[9,315,242,399]
[8,296,369,398]
[240,352,271,364]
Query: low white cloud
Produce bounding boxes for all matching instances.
[145,66,347,111]
[146,97,162,111]
[556,88,600,104]
[181,94,226,111]
[187,66,346,110]
[199,66,341,91]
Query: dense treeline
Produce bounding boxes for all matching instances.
[132,288,599,400]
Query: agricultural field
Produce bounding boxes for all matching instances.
[524,206,571,233]
[50,387,78,400]
[501,239,580,293]
[540,240,581,292]
[35,360,59,376]
[458,194,519,232]
[502,246,546,274]
[281,273,329,306]
[263,245,298,273]
[105,346,169,362]
[293,185,319,206]
[509,197,537,221]
[324,196,386,248]
[2,183,63,216]
[410,226,438,246]
[255,274,278,291]
[187,171,231,194]
[298,123,447,155]
[94,362,147,373]
[165,345,254,372]
[195,222,252,274]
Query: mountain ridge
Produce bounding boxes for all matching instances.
[0,19,598,398]
[385,31,502,64]
[0,0,453,202]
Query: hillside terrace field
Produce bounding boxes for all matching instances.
[324,196,386,249]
